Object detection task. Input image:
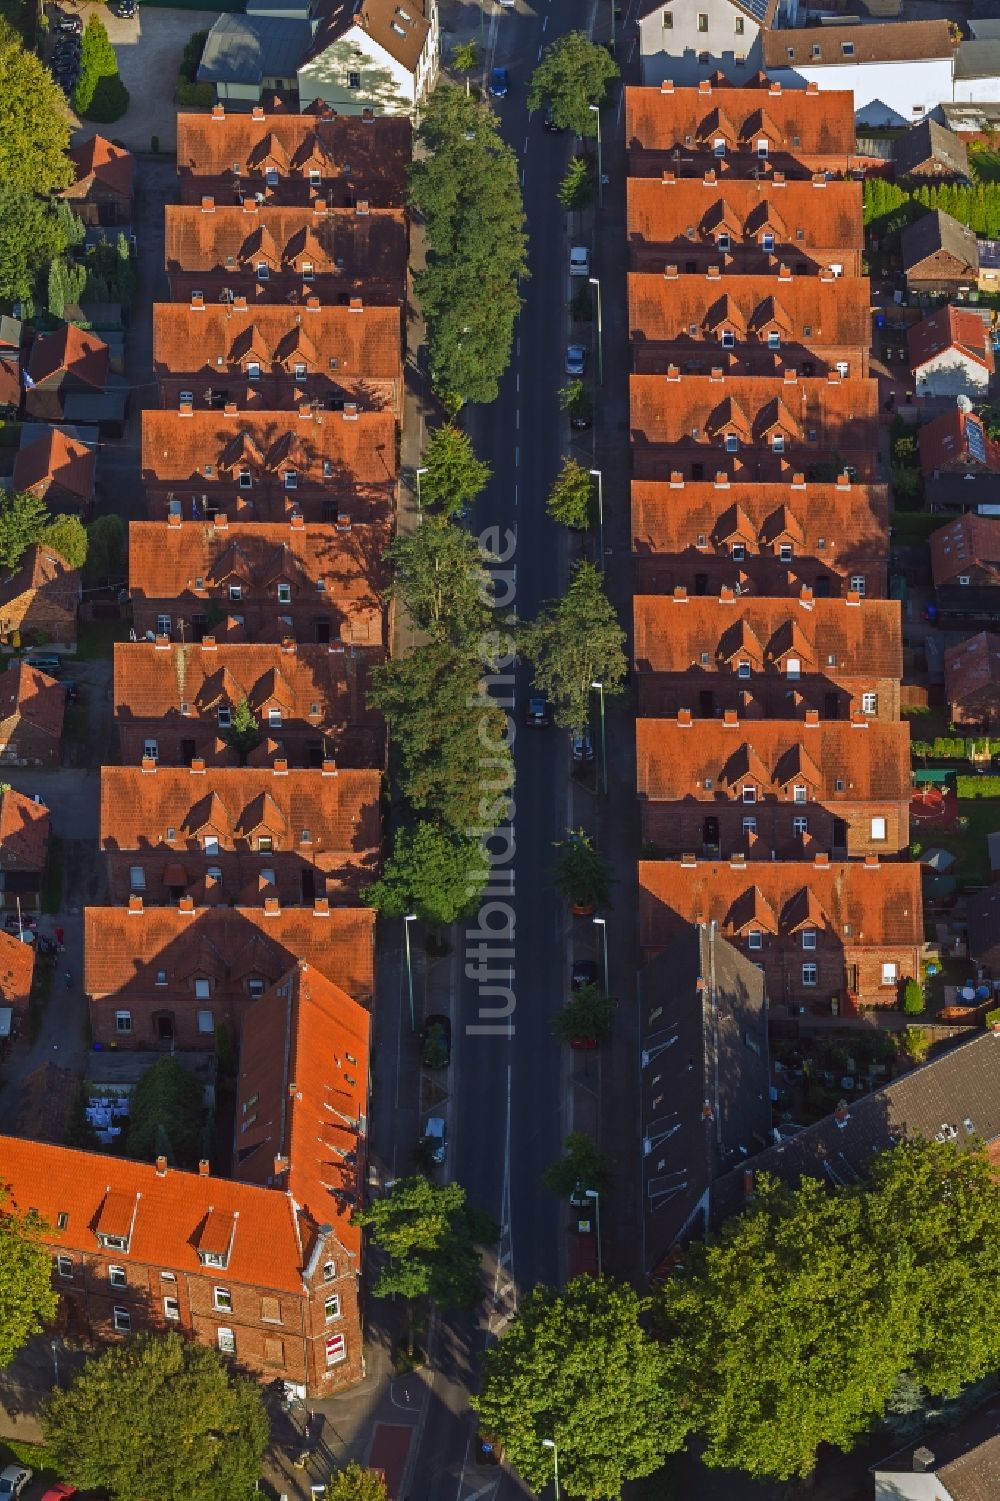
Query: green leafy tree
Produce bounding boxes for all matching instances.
[520,562,626,730]
[44,1331,269,1501]
[126,1055,205,1169]
[47,258,69,321]
[559,378,592,424]
[546,457,593,530]
[0,489,51,572]
[891,465,922,504]
[322,1464,388,1501]
[552,828,611,909]
[543,1132,610,1198]
[388,518,494,648]
[418,424,491,518]
[365,820,489,926]
[74,14,121,117]
[39,515,88,570]
[85,512,125,582]
[902,978,925,1015]
[452,39,478,95]
[527,31,619,136]
[354,1177,496,1355]
[0,1191,59,1367]
[553,984,612,1046]
[223,696,262,763]
[474,1278,683,1499]
[0,188,72,304]
[558,155,594,211]
[410,88,528,407]
[0,22,73,193]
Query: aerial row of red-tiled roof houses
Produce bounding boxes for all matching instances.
[0,106,409,1399]
[627,77,923,1022]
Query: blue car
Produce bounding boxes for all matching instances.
[490,66,509,98]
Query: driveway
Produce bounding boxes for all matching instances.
[63,0,222,153]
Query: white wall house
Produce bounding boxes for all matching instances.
[637,0,779,86]
[909,307,994,399]
[298,0,438,116]
[761,20,954,128]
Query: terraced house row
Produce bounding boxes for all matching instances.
[627,76,921,1025]
[0,109,409,1399]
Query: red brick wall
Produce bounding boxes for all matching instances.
[105,849,344,908]
[131,599,347,645]
[641,799,908,857]
[636,673,901,722]
[631,246,863,278]
[634,555,887,599]
[159,374,400,417]
[632,341,870,379]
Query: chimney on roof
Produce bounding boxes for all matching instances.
[661,170,676,186]
[912,1448,936,1474]
[663,263,678,279]
[199,1159,209,1176]
[313,897,330,917]
[729,853,746,868]
[864,854,879,868]
[190,757,206,773]
[297,403,313,422]
[851,710,868,728]
[783,368,797,384]
[336,512,352,531]
[128,894,143,914]
[290,511,304,530]
[251,104,265,119]
[778,263,792,281]
[698,79,712,95]
[723,708,738,726]
[201,635,217,651]
[772,171,786,188]
[305,295,320,311]
[804,708,819,726]
[836,470,851,489]
[669,470,684,488]
[141,755,156,773]
[223,401,238,417]
[714,471,730,488]
[720,585,736,602]
[273,1154,289,1175]
[200,196,215,213]
[348,296,363,312]
[703,168,717,187]
[312,196,324,214]
[167,513,181,528]
[814,851,830,867]
[154,633,171,649]
[356,198,370,216]
[179,398,193,417]
[845,589,861,606]
[819,266,835,282]
[666,364,681,381]
[681,852,697,867]
[660,78,674,93]
[232,294,248,311]
[263,896,281,916]
[343,402,359,420]
[211,103,225,120]
[811,173,827,188]
[155,1155,167,1176]
[706,265,721,279]
[791,471,806,488]
[806,80,819,94]
[273,758,289,775]
[190,292,205,311]
[799,585,814,605]
[280,636,295,654]
[214,514,229,531]
[673,585,688,602]
[321,758,338,776]
[242,198,258,215]
[710,366,724,382]
[677,708,692,727]
[769,80,782,95]
[827,369,842,385]
[179,895,195,913]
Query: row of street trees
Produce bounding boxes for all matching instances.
[470,1138,1000,1497]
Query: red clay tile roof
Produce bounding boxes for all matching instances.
[636,717,911,803]
[625,83,856,157]
[68,134,134,199]
[639,859,923,952]
[0,662,65,742]
[629,272,872,349]
[763,18,953,68]
[945,630,1000,704]
[633,595,903,678]
[236,959,369,1254]
[163,203,406,287]
[630,372,878,449]
[930,513,1000,587]
[26,326,109,390]
[0,542,80,610]
[12,428,95,502]
[141,408,396,491]
[0,929,34,1009]
[919,407,1000,476]
[176,111,410,204]
[632,478,888,566]
[84,901,375,1002]
[100,764,382,870]
[908,305,994,375]
[627,177,863,251]
[153,300,402,383]
[127,519,386,648]
[0,787,50,872]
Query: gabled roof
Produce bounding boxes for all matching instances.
[919,406,1000,476]
[12,428,95,502]
[629,273,872,348]
[631,478,889,567]
[0,929,34,1010]
[26,326,109,391]
[639,859,923,953]
[627,178,863,251]
[0,787,50,872]
[0,662,65,742]
[764,18,953,67]
[625,83,855,157]
[84,901,375,1002]
[633,595,903,679]
[197,14,312,87]
[153,301,402,382]
[68,134,134,198]
[0,542,80,610]
[636,718,911,803]
[303,0,431,74]
[630,373,878,448]
[930,513,1000,587]
[894,117,970,181]
[901,209,980,276]
[945,630,1000,703]
[874,1403,1000,1501]
[908,305,994,374]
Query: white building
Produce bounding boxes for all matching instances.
[637,0,783,86]
[908,306,995,400]
[953,40,1000,105]
[298,0,439,116]
[761,19,954,128]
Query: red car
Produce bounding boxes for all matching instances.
[41,1486,78,1501]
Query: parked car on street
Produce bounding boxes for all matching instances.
[525,695,551,727]
[0,1465,33,1499]
[423,1116,447,1164]
[569,246,590,277]
[565,344,587,377]
[571,959,599,991]
[571,727,594,762]
[489,66,509,98]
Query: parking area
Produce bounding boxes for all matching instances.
[59,0,221,152]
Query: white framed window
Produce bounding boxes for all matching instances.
[721,328,735,348]
[217,1327,236,1354]
[785,657,800,679]
[113,1307,131,1333]
[294,362,307,381]
[323,1260,336,1281]
[779,544,792,562]
[836,361,849,378]
[792,784,807,804]
[747,930,762,951]
[214,1286,232,1312]
[347,69,361,89]
[757,139,769,158]
[767,331,780,350]
[248,977,265,998]
[717,233,730,251]
[301,263,314,282]
[850,574,866,595]
[238,468,252,490]
[203,836,219,856]
[309,169,321,186]
[268,708,282,727]
[129,866,146,891]
[247,361,261,382]
[265,167,279,187]
[742,816,757,836]
[324,1293,341,1322]
[697,11,708,29]
[218,705,232,728]
[277,583,291,604]
[802,963,817,987]
[284,470,298,491]
[725,434,738,453]
[229,583,242,601]
[163,1296,180,1321]
[882,962,898,986]
[326,1332,346,1366]
[958,574,971,586]
[801,929,817,950]
[862,692,878,716]
[792,815,808,836]
[713,138,725,157]
[195,977,211,999]
[737,659,751,678]
[143,739,158,761]
[732,543,746,562]
[57,1254,73,1279]
[115,1010,132,1034]
[156,614,171,635]
[871,816,887,841]
[109,1265,127,1288]
[256,263,269,281]
[742,786,756,804]
[197,1009,214,1034]
[772,434,784,453]
[762,232,774,251]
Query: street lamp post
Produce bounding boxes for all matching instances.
[403,913,417,1032]
[590,680,607,796]
[588,276,603,386]
[610,0,616,46]
[415,465,428,516]
[542,1438,561,1500]
[585,1188,603,1276]
[593,915,608,995]
[588,467,604,572]
[589,103,603,209]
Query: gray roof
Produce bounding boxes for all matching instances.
[955,38,1000,79]
[901,209,980,276]
[894,118,970,182]
[197,14,312,85]
[712,1031,1000,1227]
[967,885,1000,968]
[640,923,770,1275]
[925,473,1000,511]
[0,315,22,351]
[874,1403,1000,1501]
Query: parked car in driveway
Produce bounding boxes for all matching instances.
[489,66,509,98]
[423,1116,448,1164]
[565,344,587,377]
[0,1465,33,1499]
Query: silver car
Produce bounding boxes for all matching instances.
[0,1465,33,1499]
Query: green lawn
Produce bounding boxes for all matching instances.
[890,510,945,543]
[75,617,130,660]
[919,799,1000,885]
[971,148,1000,183]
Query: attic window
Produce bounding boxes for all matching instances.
[56,1212,69,1231]
[301,828,312,844]
[811,42,821,57]
[717,232,730,250]
[796,228,805,241]
[396,5,412,17]
[204,465,214,477]
[841,40,854,55]
[328,357,339,370]
[218,706,232,727]
[390,19,406,34]
[266,168,279,186]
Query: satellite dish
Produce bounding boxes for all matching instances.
[956,394,973,412]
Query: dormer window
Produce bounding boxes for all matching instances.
[721,328,735,348]
[218,705,232,728]
[748,930,762,950]
[309,169,321,186]
[737,659,750,678]
[732,543,745,562]
[265,168,279,186]
[238,468,252,490]
[792,784,807,804]
[779,543,793,562]
[99,1233,130,1252]
[204,836,220,855]
[229,583,242,601]
[762,232,774,252]
[257,263,269,281]
[258,834,274,851]
[785,657,800,678]
[725,434,738,453]
[247,361,260,381]
[713,138,725,157]
[294,362,307,382]
[757,139,768,159]
[323,459,334,478]
[268,708,282,727]
[195,978,211,999]
[772,435,785,453]
[301,262,315,282]
[277,582,291,604]
[802,929,817,950]
[741,786,757,804]
[767,331,780,350]
[284,470,298,491]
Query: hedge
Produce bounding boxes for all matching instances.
[955,775,1000,799]
[911,737,1000,760]
[177,80,215,107]
[864,178,1000,238]
[986,1007,1000,1030]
